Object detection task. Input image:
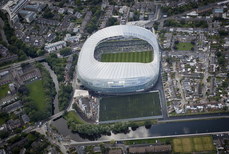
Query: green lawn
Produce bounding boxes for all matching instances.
[124,137,171,145]
[27,80,47,111]
[173,136,215,153]
[176,42,194,51]
[64,111,85,124]
[99,92,162,121]
[101,51,152,63]
[0,84,9,99]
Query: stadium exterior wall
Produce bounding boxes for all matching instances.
[77,25,160,94]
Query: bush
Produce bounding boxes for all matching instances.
[58,84,73,111]
[59,48,71,56]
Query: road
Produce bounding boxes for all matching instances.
[0,54,47,73]
[159,115,229,123]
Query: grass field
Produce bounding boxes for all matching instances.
[64,111,85,124]
[176,42,194,51]
[173,136,215,153]
[0,84,9,99]
[101,51,152,63]
[27,80,47,111]
[124,137,171,145]
[99,92,161,121]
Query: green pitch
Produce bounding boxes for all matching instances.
[27,80,47,111]
[176,42,194,51]
[173,136,215,153]
[99,92,162,121]
[101,51,152,63]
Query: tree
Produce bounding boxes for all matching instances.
[43,8,54,19]
[144,120,152,129]
[166,56,173,65]
[191,40,195,45]
[174,40,179,44]
[173,46,177,50]
[60,48,71,56]
[18,85,29,96]
[0,130,9,139]
[37,49,45,56]
[106,17,118,27]
[130,122,139,131]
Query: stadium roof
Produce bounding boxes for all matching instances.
[77,25,160,90]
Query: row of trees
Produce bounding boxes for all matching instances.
[164,19,208,28]
[46,53,66,83]
[58,84,73,111]
[106,17,118,27]
[69,54,78,80]
[85,7,104,34]
[216,51,226,70]
[69,120,153,140]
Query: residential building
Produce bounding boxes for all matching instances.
[44,41,66,53]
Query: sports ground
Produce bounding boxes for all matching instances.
[101,51,152,63]
[173,136,215,153]
[99,91,162,122]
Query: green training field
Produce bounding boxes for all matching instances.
[99,92,162,121]
[27,80,47,111]
[173,136,215,153]
[101,51,152,63]
[0,84,9,99]
[176,42,194,51]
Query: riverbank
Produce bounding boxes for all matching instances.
[42,62,59,114]
[52,116,229,142]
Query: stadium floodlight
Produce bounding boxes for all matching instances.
[77,25,160,94]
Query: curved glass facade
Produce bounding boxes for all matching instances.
[77,25,160,94]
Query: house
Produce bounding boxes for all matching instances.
[109,149,122,154]
[64,34,81,43]
[7,119,21,130]
[23,3,46,12]
[18,10,37,23]
[44,41,66,53]
[213,8,224,17]
[3,101,22,113]
[58,8,65,14]
[21,114,30,124]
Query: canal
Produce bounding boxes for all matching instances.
[52,117,229,142]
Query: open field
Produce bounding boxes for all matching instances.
[176,42,194,51]
[27,80,47,111]
[101,51,152,63]
[173,136,215,153]
[0,84,9,99]
[64,111,85,124]
[124,137,171,145]
[99,92,161,121]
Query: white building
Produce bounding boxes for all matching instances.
[77,25,160,94]
[44,41,66,53]
[64,34,81,43]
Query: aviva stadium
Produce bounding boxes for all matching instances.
[77,25,160,94]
